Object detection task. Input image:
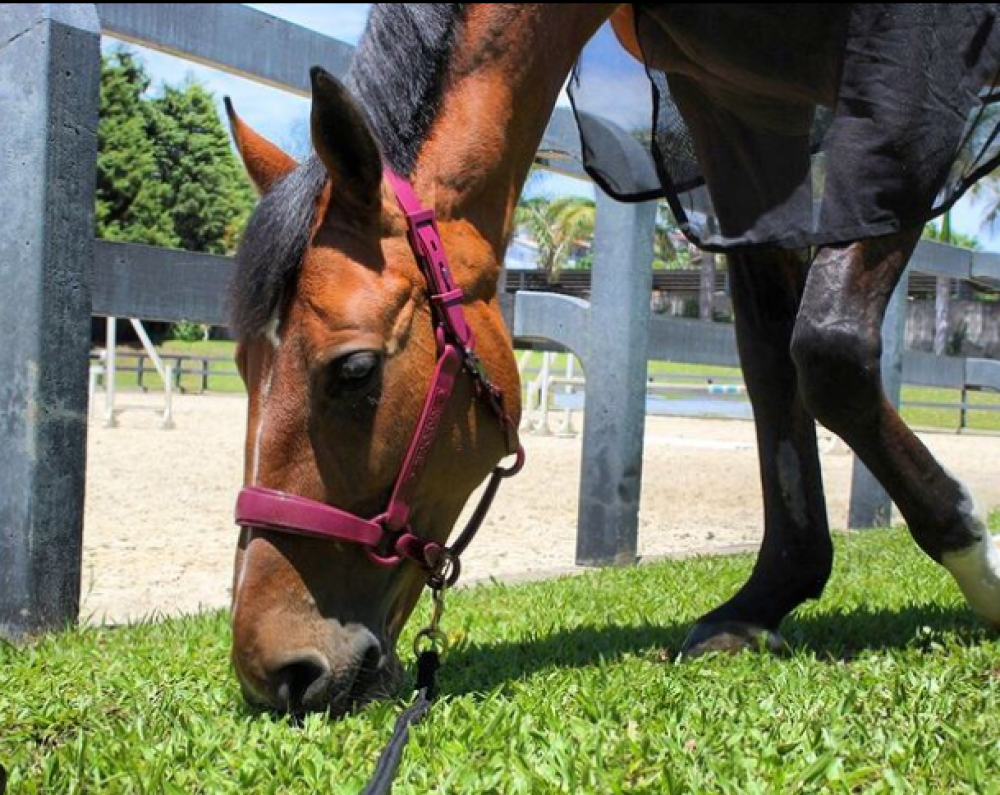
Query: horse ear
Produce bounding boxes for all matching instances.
[224,97,298,194]
[309,67,383,212]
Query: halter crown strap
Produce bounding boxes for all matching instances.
[384,169,519,454]
[383,169,473,349]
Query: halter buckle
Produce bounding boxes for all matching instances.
[364,513,405,567]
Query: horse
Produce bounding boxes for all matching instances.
[225,4,1000,715]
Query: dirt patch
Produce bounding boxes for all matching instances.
[81,393,1000,624]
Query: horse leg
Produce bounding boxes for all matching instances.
[791,228,1000,627]
[682,249,833,656]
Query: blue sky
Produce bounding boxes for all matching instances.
[102,3,998,250]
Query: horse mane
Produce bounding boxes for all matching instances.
[229,3,467,338]
[348,3,467,176]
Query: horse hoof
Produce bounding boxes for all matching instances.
[679,620,787,659]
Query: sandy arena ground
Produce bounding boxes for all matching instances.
[81,392,1000,624]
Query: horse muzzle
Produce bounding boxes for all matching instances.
[234,620,400,715]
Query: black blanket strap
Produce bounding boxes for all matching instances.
[359,651,441,795]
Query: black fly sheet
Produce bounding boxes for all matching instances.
[568,4,1000,251]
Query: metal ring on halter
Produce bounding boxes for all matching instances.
[427,550,461,591]
[413,627,450,657]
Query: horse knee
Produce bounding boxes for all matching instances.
[790,320,881,433]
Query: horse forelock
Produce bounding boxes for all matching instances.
[228,156,326,339]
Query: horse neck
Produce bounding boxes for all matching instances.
[411,4,615,258]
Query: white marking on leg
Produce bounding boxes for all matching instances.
[941,488,1000,626]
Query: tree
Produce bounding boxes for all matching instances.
[514,196,596,282]
[652,202,691,269]
[962,101,1000,235]
[96,49,257,342]
[96,50,178,247]
[151,80,255,255]
[96,49,255,257]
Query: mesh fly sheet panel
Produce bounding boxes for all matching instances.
[568,4,1000,252]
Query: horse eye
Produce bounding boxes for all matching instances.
[332,351,381,389]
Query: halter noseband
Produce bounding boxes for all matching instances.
[234,169,523,587]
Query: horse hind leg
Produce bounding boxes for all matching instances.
[682,249,833,656]
[791,227,1000,628]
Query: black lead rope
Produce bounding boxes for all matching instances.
[359,650,441,795]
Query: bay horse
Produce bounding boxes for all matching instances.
[226,4,1000,715]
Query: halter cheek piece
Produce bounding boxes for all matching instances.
[234,169,524,588]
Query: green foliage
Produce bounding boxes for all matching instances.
[680,298,700,319]
[96,50,178,247]
[169,321,208,343]
[106,340,244,394]
[922,216,981,250]
[3,529,1000,792]
[96,48,254,255]
[151,81,255,254]
[515,196,596,282]
[653,202,692,268]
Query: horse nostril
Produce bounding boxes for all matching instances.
[272,656,331,714]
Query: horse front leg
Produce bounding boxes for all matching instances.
[791,228,1000,628]
[682,249,833,656]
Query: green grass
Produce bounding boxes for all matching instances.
[100,340,245,395]
[4,524,1000,793]
[900,386,1000,433]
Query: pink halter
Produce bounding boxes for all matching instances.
[235,169,523,587]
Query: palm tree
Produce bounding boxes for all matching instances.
[922,215,982,250]
[956,100,1000,233]
[514,195,596,283]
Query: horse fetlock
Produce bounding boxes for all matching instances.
[942,532,1000,628]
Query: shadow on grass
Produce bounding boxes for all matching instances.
[782,602,989,658]
[435,602,990,697]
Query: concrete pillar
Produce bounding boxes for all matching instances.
[934,276,951,355]
[0,4,100,637]
[699,253,716,322]
[576,190,656,565]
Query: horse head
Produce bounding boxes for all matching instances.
[226,68,520,715]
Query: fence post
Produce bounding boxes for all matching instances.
[0,4,101,638]
[848,268,910,528]
[576,190,656,565]
[103,316,118,427]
